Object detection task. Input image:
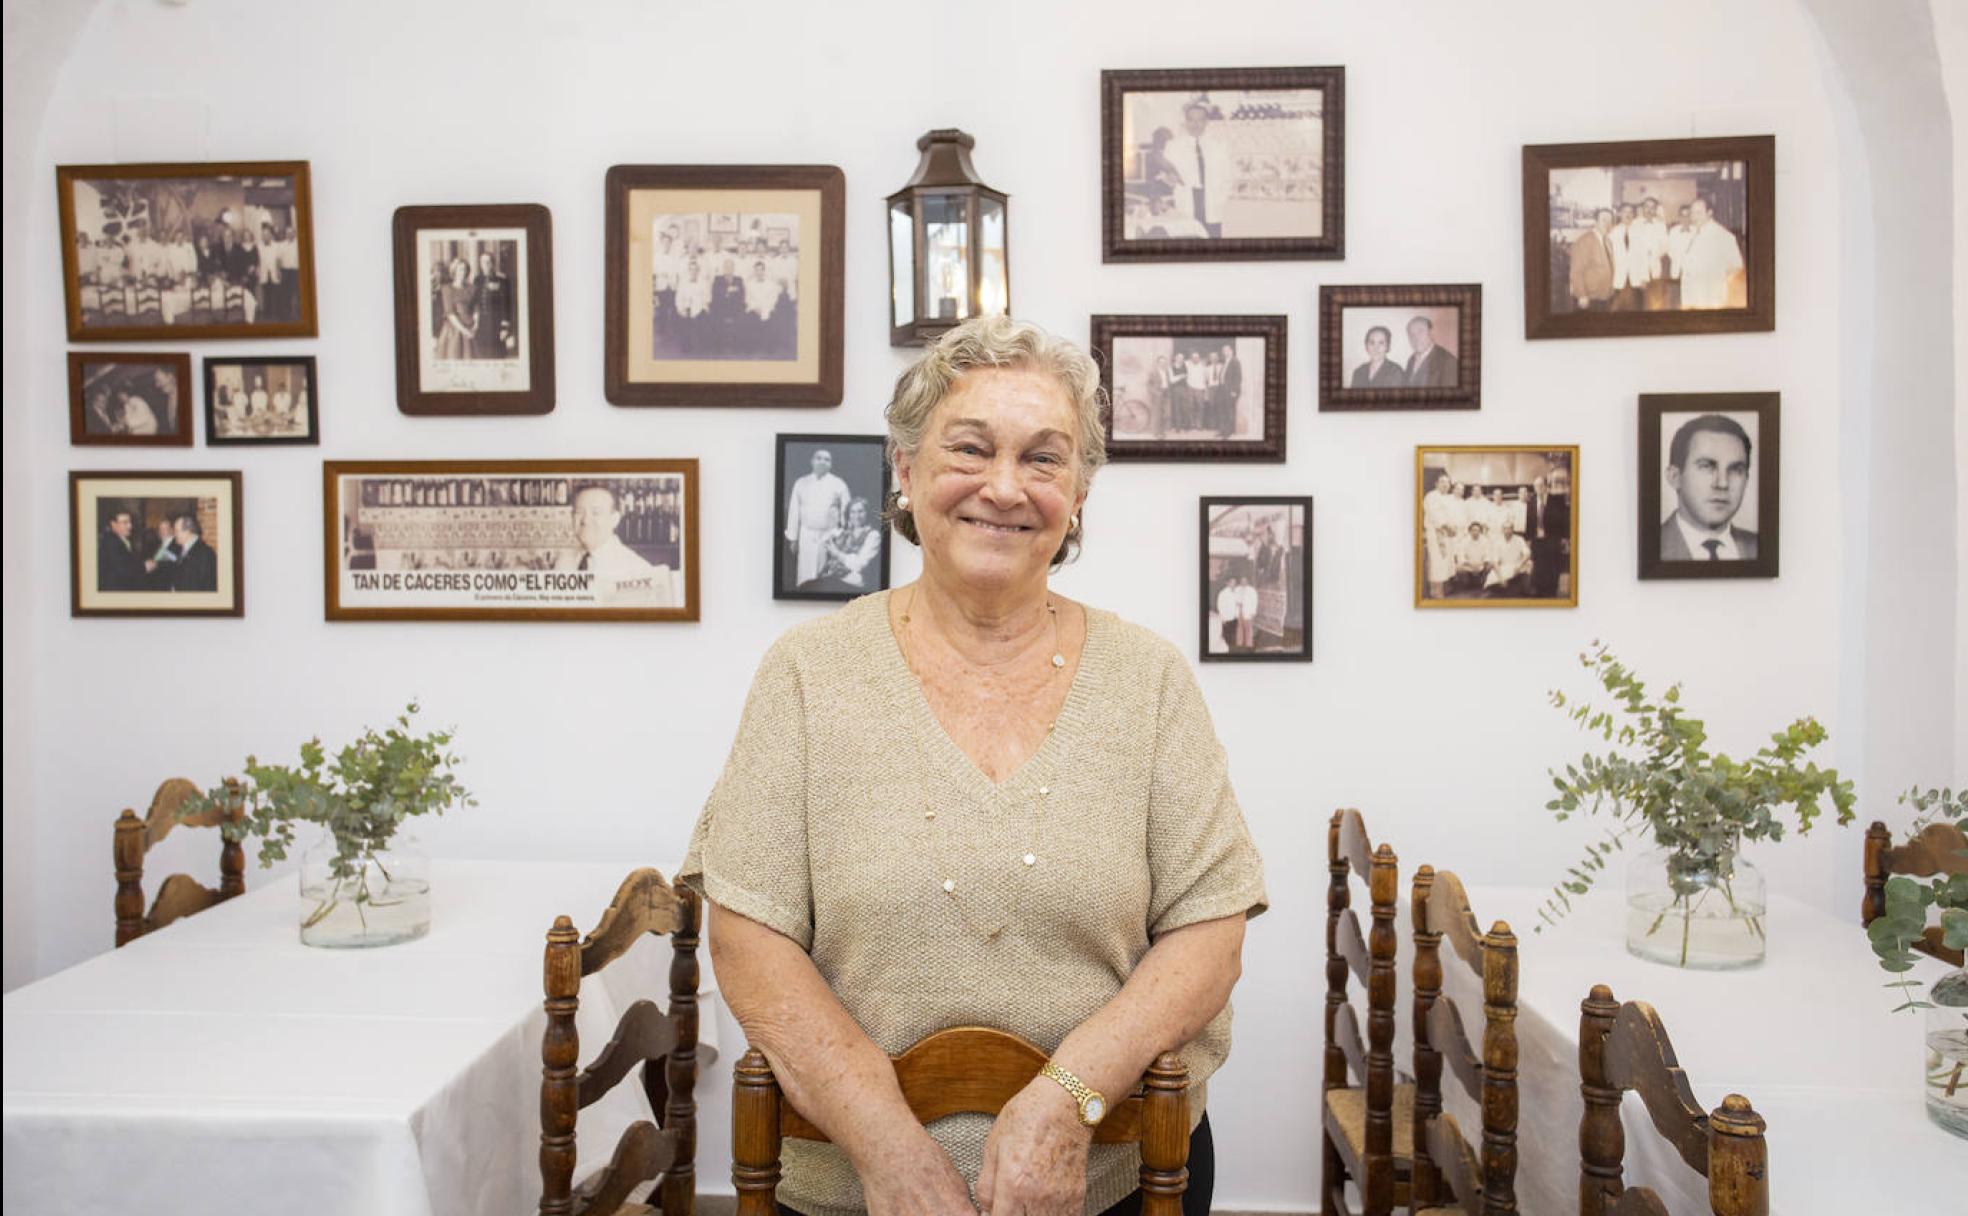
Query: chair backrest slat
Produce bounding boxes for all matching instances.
[113,778,245,947]
[576,999,680,1110]
[1336,806,1374,882]
[1425,1112,1484,1214]
[1336,906,1371,987]
[580,869,682,976]
[1602,1002,1709,1174]
[1426,994,1482,1097]
[1863,819,1968,966]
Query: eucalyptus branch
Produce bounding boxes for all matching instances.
[1867,785,1968,1010]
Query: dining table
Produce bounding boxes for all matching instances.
[2,859,723,1216]
[1399,882,1965,1216]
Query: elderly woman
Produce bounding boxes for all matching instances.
[680,316,1266,1216]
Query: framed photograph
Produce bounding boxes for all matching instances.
[1416,446,1578,609]
[1199,497,1312,662]
[324,460,699,623]
[1523,135,1774,338]
[604,165,844,407]
[1319,284,1481,412]
[67,352,191,446]
[204,356,318,445]
[1639,393,1779,580]
[1093,315,1286,462]
[56,161,316,341]
[1102,67,1344,263]
[774,434,891,602]
[391,204,554,416]
[70,471,243,617]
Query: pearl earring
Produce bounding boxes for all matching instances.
[1071,513,1081,531]
[897,493,911,510]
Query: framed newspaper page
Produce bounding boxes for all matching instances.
[324,459,698,622]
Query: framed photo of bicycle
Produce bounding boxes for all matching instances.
[392,204,555,416]
[1093,314,1286,462]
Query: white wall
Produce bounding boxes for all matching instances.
[3,0,1958,1208]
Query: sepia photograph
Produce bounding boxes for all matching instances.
[1639,393,1779,580]
[1199,497,1312,662]
[1523,136,1773,338]
[393,204,554,415]
[1320,284,1481,412]
[57,161,315,341]
[324,460,698,622]
[1103,67,1344,262]
[67,352,191,446]
[774,434,890,602]
[605,165,843,406]
[204,356,318,445]
[70,471,243,617]
[1093,314,1286,461]
[1416,446,1578,608]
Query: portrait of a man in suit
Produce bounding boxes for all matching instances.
[1659,413,1757,561]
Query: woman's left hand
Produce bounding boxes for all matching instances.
[975,1076,1092,1216]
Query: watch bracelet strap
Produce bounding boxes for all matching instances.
[1041,1060,1100,1113]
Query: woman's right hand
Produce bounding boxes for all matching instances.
[855,1126,977,1216]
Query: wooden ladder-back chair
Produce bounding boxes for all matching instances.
[1410,866,1518,1216]
[1321,808,1408,1216]
[539,869,701,1216]
[1863,818,1968,965]
[731,1028,1190,1216]
[112,777,244,946]
[1578,986,1768,1216]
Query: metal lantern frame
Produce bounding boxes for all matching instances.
[886,128,1010,347]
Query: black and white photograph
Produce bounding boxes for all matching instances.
[67,352,191,446]
[1523,136,1774,338]
[70,471,243,617]
[392,205,554,416]
[1103,67,1344,262]
[652,212,799,361]
[324,460,698,622]
[1639,393,1779,580]
[1320,284,1482,412]
[773,434,890,602]
[57,161,316,341]
[1094,314,1286,461]
[1200,497,1312,662]
[205,356,318,445]
[1417,446,1578,608]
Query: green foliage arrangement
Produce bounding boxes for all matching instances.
[1538,644,1856,950]
[184,702,474,927]
[1869,785,1968,1012]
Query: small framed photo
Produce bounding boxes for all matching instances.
[774,434,891,601]
[605,165,844,407]
[1199,496,1313,662]
[1102,67,1344,263]
[1093,314,1286,462]
[70,470,243,617]
[1319,284,1481,412]
[56,161,316,341]
[67,352,192,446]
[204,356,318,445]
[392,204,555,416]
[324,460,699,623]
[1523,135,1774,339]
[1417,446,1578,609]
[1639,393,1779,580]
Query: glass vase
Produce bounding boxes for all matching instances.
[298,833,431,948]
[1927,967,1968,1138]
[1624,843,1766,969]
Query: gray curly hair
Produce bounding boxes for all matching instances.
[883,315,1107,566]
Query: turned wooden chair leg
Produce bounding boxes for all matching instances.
[733,1048,783,1216]
[1138,1051,1189,1216]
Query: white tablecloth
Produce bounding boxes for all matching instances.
[2,860,720,1216]
[1396,884,1964,1215]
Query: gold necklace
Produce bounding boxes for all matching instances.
[898,583,1066,672]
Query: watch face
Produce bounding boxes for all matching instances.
[1084,1095,1106,1123]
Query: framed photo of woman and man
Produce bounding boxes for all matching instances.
[1319,284,1481,412]
[773,434,891,602]
[392,204,555,415]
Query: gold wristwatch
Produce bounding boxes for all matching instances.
[1040,1061,1107,1127]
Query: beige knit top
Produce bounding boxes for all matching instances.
[678,591,1268,1216]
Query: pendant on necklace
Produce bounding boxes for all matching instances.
[1051,652,1065,668]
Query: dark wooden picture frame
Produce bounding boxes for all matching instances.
[1319,284,1481,412]
[391,203,555,416]
[604,164,845,407]
[1093,314,1288,461]
[1102,67,1345,263]
[67,351,192,446]
[323,459,700,623]
[1415,445,1579,609]
[1638,393,1779,580]
[203,355,319,446]
[56,160,317,342]
[773,433,892,603]
[1522,135,1774,339]
[1198,496,1313,663]
[70,470,244,618]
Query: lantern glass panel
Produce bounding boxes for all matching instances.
[920,194,970,323]
[889,199,916,329]
[978,197,1007,318]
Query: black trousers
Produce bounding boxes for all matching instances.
[776,1113,1214,1216]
